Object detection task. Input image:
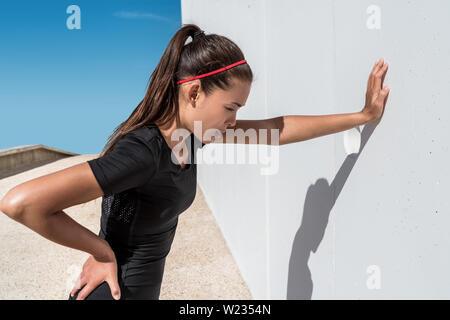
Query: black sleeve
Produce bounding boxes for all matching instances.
[87,132,161,196]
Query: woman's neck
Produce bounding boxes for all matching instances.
[157,117,191,151]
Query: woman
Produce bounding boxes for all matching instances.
[0,24,390,300]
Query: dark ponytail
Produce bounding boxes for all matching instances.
[100,23,253,157]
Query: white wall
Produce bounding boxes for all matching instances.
[182,0,450,299]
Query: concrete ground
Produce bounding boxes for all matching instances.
[0,154,252,300]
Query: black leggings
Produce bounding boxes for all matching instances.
[68,230,168,300]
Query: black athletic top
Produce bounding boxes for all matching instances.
[87,124,205,260]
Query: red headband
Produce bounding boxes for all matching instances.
[176,59,247,85]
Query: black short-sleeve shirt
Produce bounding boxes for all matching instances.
[87,124,205,250]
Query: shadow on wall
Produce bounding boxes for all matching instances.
[286,118,381,299]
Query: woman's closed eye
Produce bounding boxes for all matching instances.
[225,107,234,112]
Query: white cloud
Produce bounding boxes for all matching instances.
[113,11,173,22]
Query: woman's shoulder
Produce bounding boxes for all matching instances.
[131,124,160,139]
[126,124,205,151]
[124,125,163,152]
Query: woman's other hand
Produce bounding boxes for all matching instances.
[70,242,121,300]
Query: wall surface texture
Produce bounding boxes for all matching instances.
[182,0,450,299]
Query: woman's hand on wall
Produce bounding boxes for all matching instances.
[362,58,391,122]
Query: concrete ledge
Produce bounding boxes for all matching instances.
[0,145,79,180]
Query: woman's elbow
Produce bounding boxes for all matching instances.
[0,189,26,221]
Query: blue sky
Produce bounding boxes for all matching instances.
[0,0,182,155]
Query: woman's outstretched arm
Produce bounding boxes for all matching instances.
[272,112,371,145]
[276,58,390,145]
[220,58,390,146]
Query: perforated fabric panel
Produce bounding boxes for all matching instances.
[101,189,138,224]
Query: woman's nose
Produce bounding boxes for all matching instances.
[226,117,237,128]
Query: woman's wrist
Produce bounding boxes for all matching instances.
[360,110,375,124]
[92,237,115,262]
